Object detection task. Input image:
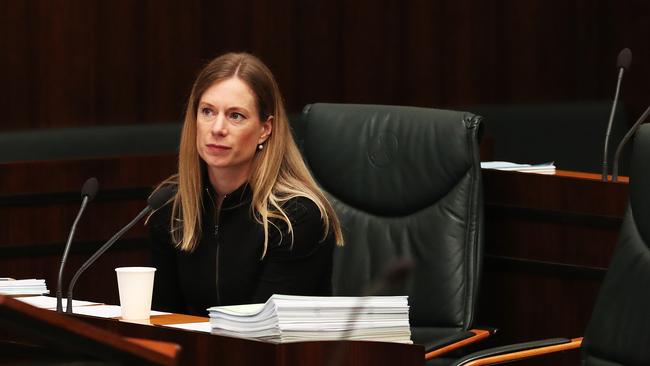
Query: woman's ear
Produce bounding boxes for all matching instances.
[259,115,273,144]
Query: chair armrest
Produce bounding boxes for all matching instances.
[451,337,583,366]
[425,328,496,360]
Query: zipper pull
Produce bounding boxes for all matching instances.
[214,224,219,237]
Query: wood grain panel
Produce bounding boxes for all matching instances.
[0,154,177,304]
[477,169,628,366]
[77,315,425,366]
[2,1,650,130]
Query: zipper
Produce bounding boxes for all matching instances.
[212,190,226,306]
[214,221,221,306]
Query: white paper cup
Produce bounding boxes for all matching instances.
[115,267,156,320]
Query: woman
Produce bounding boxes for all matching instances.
[149,52,343,315]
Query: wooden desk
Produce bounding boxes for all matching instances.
[0,295,422,365]
[0,295,180,365]
[74,312,424,365]
[476,169,629,365]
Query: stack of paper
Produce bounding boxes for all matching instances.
[481,161,556,175]
[208,294,411,344]
[0,278,49,296]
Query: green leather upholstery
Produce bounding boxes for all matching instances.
[582,124,650,365]
[299,103,484,349]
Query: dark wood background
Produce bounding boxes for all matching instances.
[1,0,649,131]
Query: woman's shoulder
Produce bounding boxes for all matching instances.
[266,196,333,258]
[281,196,321,224]
[148,180,179,224]
[149,197,174,232]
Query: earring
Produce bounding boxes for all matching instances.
[257,144,264,150]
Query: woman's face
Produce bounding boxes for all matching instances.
[196,77,272,177]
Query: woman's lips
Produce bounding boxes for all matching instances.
[206,144,231,153]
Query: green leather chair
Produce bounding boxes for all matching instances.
[299,103,490,364]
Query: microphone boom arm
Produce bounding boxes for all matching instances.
[65,206,152,313]
[602,67,625,181]
[612,105,650,182]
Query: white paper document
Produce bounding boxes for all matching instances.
[14,296,170,318]
[164,322,213,333]
[481,161,556,174]
[72,304,170,318]
[15,295,100,309]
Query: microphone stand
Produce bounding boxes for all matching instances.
[601,67,625,182]
[56,195,90,313]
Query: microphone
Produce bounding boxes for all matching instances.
[56,178,98,313]
[612,105,650,182]
[601,48,632,181]
[65,184,177,313]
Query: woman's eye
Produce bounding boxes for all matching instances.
[200,107,214,116]
[229,112,245,121]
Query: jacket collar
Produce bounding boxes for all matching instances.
[204,180,252,211]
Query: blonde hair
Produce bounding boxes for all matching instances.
[156,52,343,256]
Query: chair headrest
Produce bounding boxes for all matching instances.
[301,103,480,216]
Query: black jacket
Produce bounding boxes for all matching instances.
[149,183,335,316]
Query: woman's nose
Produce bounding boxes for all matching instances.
[211,114,228,136]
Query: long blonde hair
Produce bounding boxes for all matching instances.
[157,52,343,256]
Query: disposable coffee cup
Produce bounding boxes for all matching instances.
[115,267,156,320]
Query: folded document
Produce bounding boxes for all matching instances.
[481,161,556,174]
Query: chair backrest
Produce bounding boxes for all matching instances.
[299,103,484,344]
[582,124,650,365]
[0,123,181,162]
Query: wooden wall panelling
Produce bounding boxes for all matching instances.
[0,154,177,303]
[477,169,628,366]
[3,1,650,131]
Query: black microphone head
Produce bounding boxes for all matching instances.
[617,48,632,70]
[147,184,177,210]
[81,177,99,201]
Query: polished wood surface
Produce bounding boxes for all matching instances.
[75,312,424,366]
[425,329,492,360]
[2,1,650,131]
[125,338,182,362]
[477,169,628,366]
[0,295,179,365]
[481,168,627,266]
[554,170,629,183]
[1,295,422,365]
[149,313,208,326]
